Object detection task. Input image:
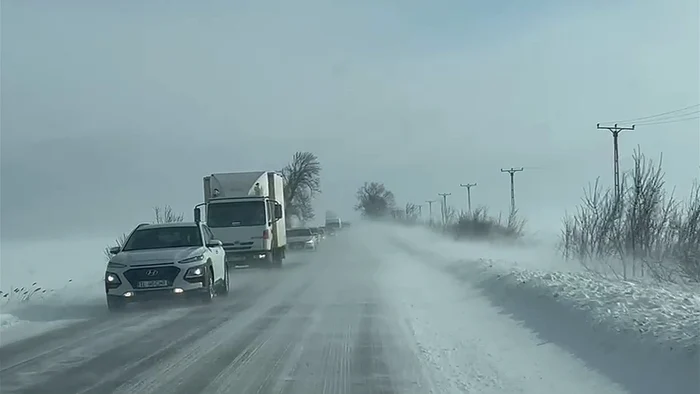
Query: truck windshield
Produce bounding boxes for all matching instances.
[287,228,313,237]
[122,226,202,251]
[207,201,266,227]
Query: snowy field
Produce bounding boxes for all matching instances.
[0,236,114,343]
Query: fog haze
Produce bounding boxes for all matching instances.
[2,0,698,241]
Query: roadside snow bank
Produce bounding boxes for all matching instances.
[452,259,700,355]
[379,223,700,354]
[0,313,23,329]
[506,268,700,353]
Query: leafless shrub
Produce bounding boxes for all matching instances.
[450,206,525,240]
[560,147,700,283]
[103,232,129,261]
[444,206,458,226]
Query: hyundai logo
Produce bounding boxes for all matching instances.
[145,269,159,277]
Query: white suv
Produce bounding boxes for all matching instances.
[105,222,228,311]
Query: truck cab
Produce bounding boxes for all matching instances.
[197,171,287,267]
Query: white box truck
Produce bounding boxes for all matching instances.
[325,211,342,234]
[195,171,286,267]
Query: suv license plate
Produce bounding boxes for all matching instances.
[137,280,169,288]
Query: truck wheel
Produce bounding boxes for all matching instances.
[271,250,283,268]
[107,296,125,312]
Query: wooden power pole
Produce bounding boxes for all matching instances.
[500,168,523,214]
[459,183,477,214]
[596,123,635,201]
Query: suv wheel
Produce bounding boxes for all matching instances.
[201,271,214,303]
[219,266,230,296]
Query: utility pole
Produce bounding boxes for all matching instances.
[438,193,451,225]
[459,183,477,214]
[597,123,635,201]
[500,168,524,215]
[425,200,435,226]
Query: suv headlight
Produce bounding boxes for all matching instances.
[184,264,206,279]
[179,254,204,264]
[105,272,122,288]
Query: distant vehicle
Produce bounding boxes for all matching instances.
[198,171,286,267]
[325,218,342,234]
[325,211,342,232]
[309,227,325,243]
[286,228,317,251]
[104,222,228,311]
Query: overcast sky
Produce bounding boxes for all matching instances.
[2,0,698,241]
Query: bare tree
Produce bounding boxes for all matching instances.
[153,205,184,224]
[104,205,185,261]
[281,152,322,223]
[355,182,395,218]
[404,203,420,223]
[444,206,458,225]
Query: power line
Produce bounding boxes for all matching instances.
[605,104,699,124]
[596,123,635,201]
[634,115,699,126]
[459,183,477,214]
[500,168,523,214]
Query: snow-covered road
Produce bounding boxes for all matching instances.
[0,226,697,393]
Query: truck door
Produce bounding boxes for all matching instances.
[266,200,277,247]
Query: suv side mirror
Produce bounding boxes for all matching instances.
[108,246,121,255]
[206,239,223,248]
[274,203,283,220]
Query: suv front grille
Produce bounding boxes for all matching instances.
[123,266,181,288]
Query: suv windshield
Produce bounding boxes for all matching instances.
[207,201,266,227]
[122,226,202,251]
[287,228,312,237]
